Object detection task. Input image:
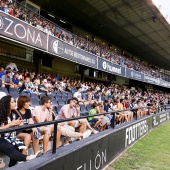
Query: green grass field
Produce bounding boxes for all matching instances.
[107,121,170,170]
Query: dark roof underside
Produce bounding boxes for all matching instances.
[31,0,170,70]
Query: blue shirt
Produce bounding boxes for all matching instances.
[0,7,5,12]
[12,77,19,85]
[0,72,5,78]
[104,104,110,112]
[82,93,89,100]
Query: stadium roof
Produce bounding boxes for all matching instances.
[31,0,170,70]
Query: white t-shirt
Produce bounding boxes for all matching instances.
[74,91,82,101]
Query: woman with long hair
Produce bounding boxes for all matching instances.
[15,95,38,155]
[19,77,33,97]
[0,96,40,167]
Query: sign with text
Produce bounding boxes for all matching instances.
[98,58,125,76]
[0,11,48,50]
[48,35,97,68]
[126,68,144,81]
[144,75,161,85]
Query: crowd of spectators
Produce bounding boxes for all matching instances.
[0,0,170,168]
[0,64,170,167]
[0,0,170,82]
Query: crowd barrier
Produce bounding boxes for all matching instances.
[0,106,170,169]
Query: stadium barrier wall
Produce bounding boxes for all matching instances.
[6,110,170,170]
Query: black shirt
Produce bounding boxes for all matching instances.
[15,109,32,125]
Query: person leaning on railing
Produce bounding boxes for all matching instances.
[32,96,61,154]
[0,96,40,167]
[15,95,39,155]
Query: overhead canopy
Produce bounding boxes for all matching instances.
[30,0,170,70]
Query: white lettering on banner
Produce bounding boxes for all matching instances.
[3,17,43,46]
[4,17,13,35]
[160,113,167,123]
[27,28,35,43]
[145,75,160,84]
[52,40,64,54]
[14,24,26,39]
[0,16,4,29]
[153,116,158,126]
[167,112,170,120]
[74,52,95,64]
[76,150,106,170]
[125,120,148,147]
[64,48,73,56]
[51,40,95,64]
[131,71,141,80]
[102,61,121,74]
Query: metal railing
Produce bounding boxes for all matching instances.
[0,105,166,154]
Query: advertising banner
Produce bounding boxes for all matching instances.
[0,11,48,50]
[98,58,125,76]
[48,35,97,68]
[144,75,161,86]
[126,68,144,81]
[0,11,170,89]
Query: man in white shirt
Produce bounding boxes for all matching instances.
[73,87,82,101]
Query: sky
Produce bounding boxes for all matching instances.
[152,0,170,23]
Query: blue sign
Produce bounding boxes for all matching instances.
[48,35,97,68]
[98,58,125,77]
[126,69,144,81]
[144,75,161,85]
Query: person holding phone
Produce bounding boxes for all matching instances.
[0,95,40,167]
[15,95,39,155]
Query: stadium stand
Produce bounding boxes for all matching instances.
[1,0,170,169]
[0,0,170,82]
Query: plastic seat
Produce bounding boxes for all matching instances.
[86,104,92,112]
[31,93,39,100]
[71,88,77,94]
[47,94,56,100]
[56,94,61,100]
[9,88,18,93]
[56,105,63,114]
[50,91,56,97]
[61,95,67,102]
[67,95,73,100]
[39,93,46,99]
[30,98,40,107]
[10,92,19,101]
[0,79,2,87]
[57,98,65,105]
[80,104,88,116]
[56,91,62,96]
[62,91,67,96]
[51,98,58,106]
[67,92,72,96]
[0,87,9,94]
